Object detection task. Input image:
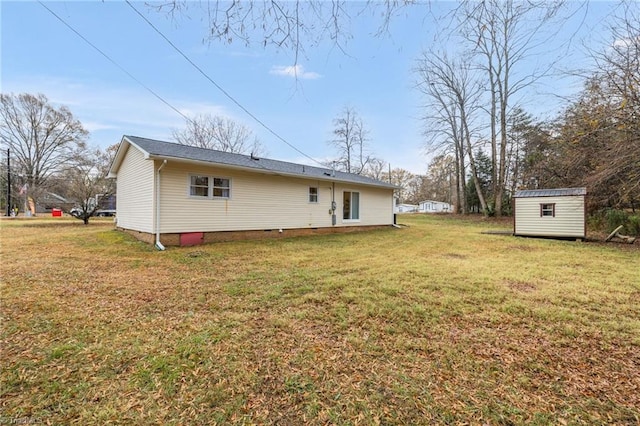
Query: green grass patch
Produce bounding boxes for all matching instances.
[1,214,639,424]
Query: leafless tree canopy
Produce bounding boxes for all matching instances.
[415,1,586,216]
[0,93,88,205]
[62,147,116,225]
[327,106,374,175]
[172,114,265,156]
[154,1,409,63]
[416,51,483,214]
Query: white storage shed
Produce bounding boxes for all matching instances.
[513,187,587,240]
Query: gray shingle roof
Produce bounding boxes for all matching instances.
[513,187,587,198]
[122,135,397,189]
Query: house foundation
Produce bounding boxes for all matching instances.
[118,225,393,247]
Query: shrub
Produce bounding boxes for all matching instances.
[605,209,629,233]
[587,212,606,232]
[627,215,640,237]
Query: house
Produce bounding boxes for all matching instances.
[107,136,397,247]
[394,203,418,213]
[418,200,453,213]
[513,187,587,240]
[35,192,72,214]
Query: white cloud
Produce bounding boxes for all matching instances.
[269,64,322,80]
[613,36,639,48]
[81,121,117,132]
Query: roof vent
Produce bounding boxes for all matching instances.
[250,153,259,161]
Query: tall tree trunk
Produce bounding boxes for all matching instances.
[462,111,488,214]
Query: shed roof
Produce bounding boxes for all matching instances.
[109,135,397,189]
[513,187,587,198]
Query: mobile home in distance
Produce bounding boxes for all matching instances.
[513,187,587,240]
[418,200,453,213]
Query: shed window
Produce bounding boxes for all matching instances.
[309,187,318,203]
[540,203,555,217]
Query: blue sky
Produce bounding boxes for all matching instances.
[1,1,618,174]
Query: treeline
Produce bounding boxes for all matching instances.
[0,93,116,223]
[410,1,638,218]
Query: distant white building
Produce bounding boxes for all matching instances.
[418,200,453,213]
[394,203,418,213]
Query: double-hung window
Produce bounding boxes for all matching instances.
[190,175,209,197]
[213,178,230,198]
[309,187,318,203]
[343,191,360,220]
[190,175,230,198]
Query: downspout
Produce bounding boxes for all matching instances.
[155,160,167,251]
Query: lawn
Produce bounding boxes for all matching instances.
[1,215,638,425]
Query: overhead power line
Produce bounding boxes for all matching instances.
[38,1,191,124]
[124,1,324,167]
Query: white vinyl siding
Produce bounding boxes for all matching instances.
[515,196,585,238]
[114,145,155,233]
[154,163,394,233]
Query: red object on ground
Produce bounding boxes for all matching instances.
[52,208,62,217]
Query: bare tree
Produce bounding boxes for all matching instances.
[63,147,115,225]
[424,154,456,206]
[327,106,373,175]
[154,1,408,64]
[416,51,484,214]
[584,1,640,206]
[404,174,430,205]
[362,157,388,181]
[456,0,569,216]
[172,114,265,155]
[383,167,415,204]
[0,93,88,209]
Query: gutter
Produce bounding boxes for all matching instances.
[155,160,167,251]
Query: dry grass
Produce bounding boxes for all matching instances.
[1,215,639,425]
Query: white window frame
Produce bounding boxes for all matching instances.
[212,177,231,198]
[342,190,360,221]
[189,175,210,197]
[540,203,555,217]
[309,186,319,203]
[189,174,231,199]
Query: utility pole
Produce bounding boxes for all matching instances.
[5,149,10,217]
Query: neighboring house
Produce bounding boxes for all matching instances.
[513,187,587,240]
[418,200,453,213]
[36,192,72,213]
[107,136,397,247]
[395,203,418,213]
